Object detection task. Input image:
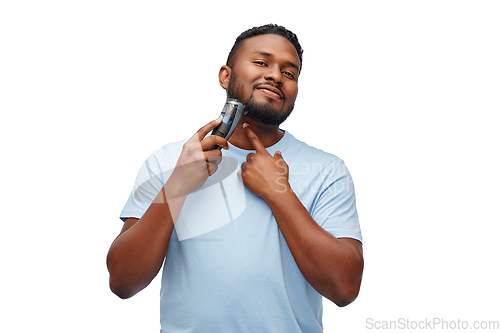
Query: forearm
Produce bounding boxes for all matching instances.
[265,187,363,306]
[107,119,228,298]
[238,124,363,305]
[107,185,186,299]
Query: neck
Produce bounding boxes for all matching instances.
[228,117,284,150]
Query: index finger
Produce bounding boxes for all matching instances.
[194,118,222,141]
[243,123,267,154]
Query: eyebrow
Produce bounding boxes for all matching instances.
[253,51,300,71]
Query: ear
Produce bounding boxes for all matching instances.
[219,65,231,91]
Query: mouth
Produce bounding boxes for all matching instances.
[255,84,283,100]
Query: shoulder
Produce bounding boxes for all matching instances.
[284,131,344,168]
[142,138,189,173]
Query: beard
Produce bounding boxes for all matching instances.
[227,72,294,126]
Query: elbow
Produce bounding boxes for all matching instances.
[110,287,131,300]
[107,260,135,299]
[112,289,134,300]
[331,289,359,308]
[107,251,135,299]
[109,276,136,299]
[326,279,362,308]
[331,249,364,307]
[106,256,152,299]
[332,290,359,307]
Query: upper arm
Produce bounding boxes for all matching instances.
[338,238,364,282]
[311,160,362,243]
[338,238,363,262]
[116,218,139,239]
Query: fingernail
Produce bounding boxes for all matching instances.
[243,123,249,129]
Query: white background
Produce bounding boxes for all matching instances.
[1,0,499,332]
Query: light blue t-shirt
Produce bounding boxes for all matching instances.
[120,130,362,333]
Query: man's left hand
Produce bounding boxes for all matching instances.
[238,123,290,200]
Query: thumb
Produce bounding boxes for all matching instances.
[274,150,283,160]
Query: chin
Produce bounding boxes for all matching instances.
[244,101,293,126]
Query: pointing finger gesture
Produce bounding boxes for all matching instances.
[239,123,290,199]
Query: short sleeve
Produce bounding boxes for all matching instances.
[119,142,183,222]
[310,159,362,243]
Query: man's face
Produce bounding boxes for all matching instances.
[226,34,300,126]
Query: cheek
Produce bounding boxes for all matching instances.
[286,86,298,103]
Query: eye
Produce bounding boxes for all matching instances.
[283,71,296,79]
[253,61,267,66]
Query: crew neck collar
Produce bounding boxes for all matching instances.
[226,130,292,157]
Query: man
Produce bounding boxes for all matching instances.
[107,24,363,332]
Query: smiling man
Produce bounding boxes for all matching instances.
[107,24,363,333]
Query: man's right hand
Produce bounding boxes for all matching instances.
[166,118,229,198]
[107,118,229,299]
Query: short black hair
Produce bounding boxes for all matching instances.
[226,24,303,72]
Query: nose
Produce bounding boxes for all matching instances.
[264,65,282,85]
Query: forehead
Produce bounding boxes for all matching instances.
[236,34,300,69]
